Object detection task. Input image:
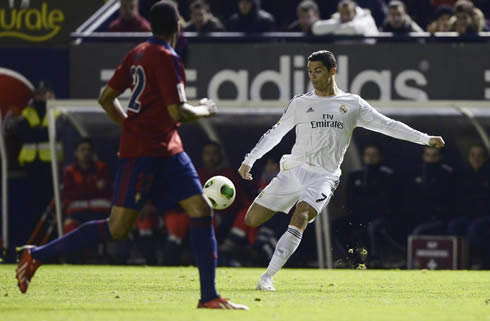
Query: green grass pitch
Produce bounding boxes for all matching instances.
[1,265,489,321]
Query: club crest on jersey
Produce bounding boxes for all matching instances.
[339,104,348,113]
[306,107,315,113]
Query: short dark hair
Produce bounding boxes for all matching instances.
[338,0,356,10]
[190,0,210,12]
[388,0,405,10]
[150,0,180,36]
[432,5,454,20]
[364,144,384,156]
[297,0,319,15]
[75,137,94,149]
[307,50,337,70]
[203,140,222,150]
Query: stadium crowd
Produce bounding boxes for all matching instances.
[108,0,490,36]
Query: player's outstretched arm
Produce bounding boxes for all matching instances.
[238,163,253,180]
[168,98,217,123]
[428,136,445,148]
[98,86,127,127]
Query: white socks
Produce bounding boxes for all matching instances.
[263,225,303,278]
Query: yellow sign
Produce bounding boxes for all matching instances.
[0,2,64,42]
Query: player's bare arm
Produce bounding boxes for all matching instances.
[428,136,445,148]
[168,98,217,122]
[238,163,253,180]
[98,85,127,127]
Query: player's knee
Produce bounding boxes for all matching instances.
[187,201,212,218]
[108,222,131,240]
[244,210,260,227]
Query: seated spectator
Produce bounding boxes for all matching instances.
[161,141,250,265]
[286,0,320,34]
[107,0,151,32]
[227,0,275,33]
[448,144,490,268]
[62,138,113,263]
[312,0,378,36]
[356,0,388,27]
[184,0,225,32]
[450,0,487,35]
[63,138,112,233]
[405,147,457,236]
[332,145,400,267]
[427,5,454,33]
[381,1,424,34]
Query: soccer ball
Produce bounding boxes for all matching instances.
[203,176,236,210]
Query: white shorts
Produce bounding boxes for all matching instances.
[254,164,339,217]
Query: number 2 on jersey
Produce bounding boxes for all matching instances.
[128,65,146,113]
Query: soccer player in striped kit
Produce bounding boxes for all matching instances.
[238,50,445,291]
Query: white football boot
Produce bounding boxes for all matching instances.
[256,274,276,291]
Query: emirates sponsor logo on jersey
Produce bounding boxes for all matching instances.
[310,113,344,129]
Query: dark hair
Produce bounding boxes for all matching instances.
[150,0,180,36]
[202,141,222,150]
[432,5,454,20]
[363,144,383,156]
[388,0,405,10]
[307,50,337,70]
[338,0,356,10]
[75,137,94,149]
[34,81,53,94]
[297,0,319,15]
[190,0,210,11]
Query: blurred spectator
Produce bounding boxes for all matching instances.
[62,138,113,263]
[107,0,151,32]
[406,147,457,235]
[450,0,488,35]
[381,1,423,33]
[356,0,388,27]
[312,0,378,36]
[184,0,225,32]
[226,0,276,33]
[6,81,60,240]
[161,141,249,265]
[427,5,454,32]
[63,138,112,231]
[447,144,490,268]
[286,0,320,34]
[333,145,400,267]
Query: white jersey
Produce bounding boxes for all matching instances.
[242,90,430,179]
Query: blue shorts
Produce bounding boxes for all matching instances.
[112,152,202,212]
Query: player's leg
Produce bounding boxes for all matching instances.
[257,168,338,291]
[244,168,301,228]
[257,202,317,291]
[16,206,138,293]
[16,158,149,293]
[179,193,247,310]
[156,151,247,309]
[244,203,277,227]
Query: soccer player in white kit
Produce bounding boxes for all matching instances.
[237,50,445,291]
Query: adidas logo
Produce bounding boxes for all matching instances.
[306,107,315,113]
